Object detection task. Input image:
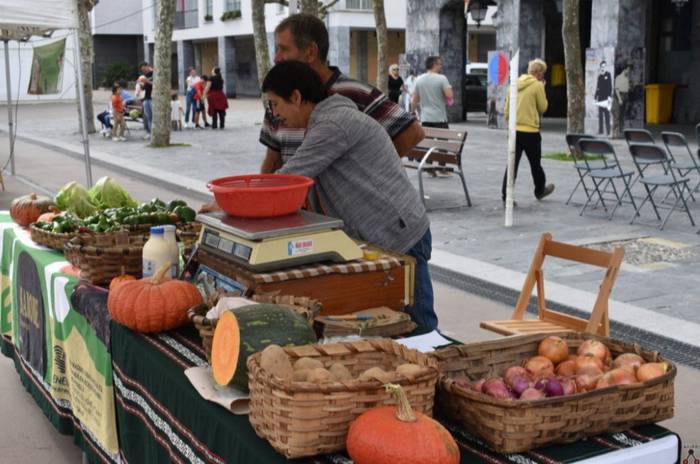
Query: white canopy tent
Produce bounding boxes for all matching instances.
[0,0,93,186]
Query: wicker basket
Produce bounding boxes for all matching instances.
[29,224,77,251]
[187,293,322,360]
[431,332,676,453]
[63,233,146,286]
[247,339,439,458]
[175,222,201,257]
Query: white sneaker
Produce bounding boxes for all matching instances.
[119,137,127,141]
[143,134,151,140]
[111,136,119,141]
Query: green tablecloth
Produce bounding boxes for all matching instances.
[0,214,119,463]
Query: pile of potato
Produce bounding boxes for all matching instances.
[259,345,429,384]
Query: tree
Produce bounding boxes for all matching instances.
[151,0,176,147]
[562,0,584,135]
[77,0,98,134]
[373,0,388,94]
[252,0,272,87]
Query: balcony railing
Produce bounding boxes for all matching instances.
[346,0,373,9]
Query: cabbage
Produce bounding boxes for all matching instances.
[89,176,138,209]
[55,181,97,218]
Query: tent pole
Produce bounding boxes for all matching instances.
[3,39,15,175]
[71,29,93,187]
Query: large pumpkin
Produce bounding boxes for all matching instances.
[10,193,55,227]
[347,384,460,464]
[108,263,203,333]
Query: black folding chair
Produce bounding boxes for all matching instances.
[662,131,700,200]
[628,143,694,230]
[577,139,637,220]
[565,134,617,205]
[623,129,666,189]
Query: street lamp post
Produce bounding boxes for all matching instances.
[466,0,496,28]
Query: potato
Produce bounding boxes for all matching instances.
[293,357,324,371]
[329,362,353,381]
[358,367,393,384]
[307,367,337,383]
[293,369,310,382]
[396,363,426,381]
[260,345,293,381]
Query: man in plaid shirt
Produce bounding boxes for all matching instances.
[259,13,425,173]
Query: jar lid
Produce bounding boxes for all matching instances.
[150,226,164,235]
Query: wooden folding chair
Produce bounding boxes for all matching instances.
[480,233,624,337]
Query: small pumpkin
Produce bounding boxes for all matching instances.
[36,207,61,223]
[109,267,137,291]
[347,384,460,464]
[107,263,203,333]
[10,193,55,227]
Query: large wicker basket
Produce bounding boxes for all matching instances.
[247,339,439,459]
[29,224,77,251]
[187,293,322,360]
[63,233,146,286]
[431,332,676,453]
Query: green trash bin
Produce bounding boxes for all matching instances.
[645,84,675,124]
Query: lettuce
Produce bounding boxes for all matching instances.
[55,181,97,218]
[89,176,138,209]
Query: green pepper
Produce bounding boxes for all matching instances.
[167,200,187,212]
[150,198,167,210]
[122,215,140,225]
[173,205,196,222]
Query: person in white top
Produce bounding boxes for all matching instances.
[403,69,417,114]
[170,93,184,131]
[184,67,199,128]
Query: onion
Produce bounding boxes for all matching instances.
[636,362,668,382]
[544,378,564,397]
[555,360,577,377]
[471,378,486,393]
[534,378,548,391]
[575,353,604,375]
[510,377,531,398]
[538,336,570,364]
[577,340,612,366]
[482,378,512,400]
[453,378,472,391]
[504,366,531,387]
[596,368,638,388]
[519,388,545,401]
[524,356,555,380]
[568,354,578,362]
[575,373,601,392]
[613,353,645,373]
[559,376,577,395]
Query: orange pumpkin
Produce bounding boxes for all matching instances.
[108,263,203,333]
[346,384,460,464]
[109,273,137,291]
[10,193,55,227]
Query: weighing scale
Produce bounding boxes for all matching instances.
[195,210,364,272]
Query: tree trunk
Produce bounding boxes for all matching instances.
[373,0,388,93]
[299,0,319,16]
[151,0,176,147]
[562,0,584,134]
[252,0,271,87]
[77,0,98,134]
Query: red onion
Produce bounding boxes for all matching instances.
[519,388,545,400]
[482,378,512,400]
[510,377,530,397]
[544,377,564,397]
[504,366,530,387]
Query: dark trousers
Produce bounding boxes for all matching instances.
[501,131,546,200]
[421,121,449,168]
[598,107,611,135]
[405,228,437,330]
[211,110,226,129]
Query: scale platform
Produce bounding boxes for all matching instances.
[196,210,364,272]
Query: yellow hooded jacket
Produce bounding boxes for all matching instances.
[504,74,548,133]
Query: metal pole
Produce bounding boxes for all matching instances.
[3,40,15,175]
[71,29,93,187]
[504,49,519,227]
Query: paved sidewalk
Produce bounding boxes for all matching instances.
[3,94,700,338]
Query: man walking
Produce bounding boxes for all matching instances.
[595,60,612,136]
[411,56,454,176]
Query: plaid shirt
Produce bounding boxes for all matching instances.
[259,67,416,162]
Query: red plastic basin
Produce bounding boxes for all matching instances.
[207,174,314,218]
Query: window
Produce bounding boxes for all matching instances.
[175,0,198,29]
[225,0,241,12]
[346,0,373,9]
[206,0,213,16]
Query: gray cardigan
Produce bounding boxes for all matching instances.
[279,94,429,253]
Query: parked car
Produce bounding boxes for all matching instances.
[463,73,487,115]
[466,62,488,76]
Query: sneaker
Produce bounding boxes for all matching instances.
[195,125,203,130]
[536,184,555,200]
[143,134,151,140]
[205,123,211,128]
[119,137,127,141]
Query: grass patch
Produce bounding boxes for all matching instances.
[543,152,605,161]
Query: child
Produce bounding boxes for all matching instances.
[111,83,126,141]
[170,93,183,131]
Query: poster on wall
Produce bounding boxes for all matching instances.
[28,38,66,95]
[613,47,645,136]
[487,51,509,129]
[585,47,615,137]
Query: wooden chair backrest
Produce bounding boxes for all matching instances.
[405,127,467,166]
[511,233,625,335]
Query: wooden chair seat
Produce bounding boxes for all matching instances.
[481,233,624,337]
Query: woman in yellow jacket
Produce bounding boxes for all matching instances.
[501,58,555,203]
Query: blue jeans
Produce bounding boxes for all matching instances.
[405,228,437,330]
[185,89,195,123]
[143,99,153,134]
